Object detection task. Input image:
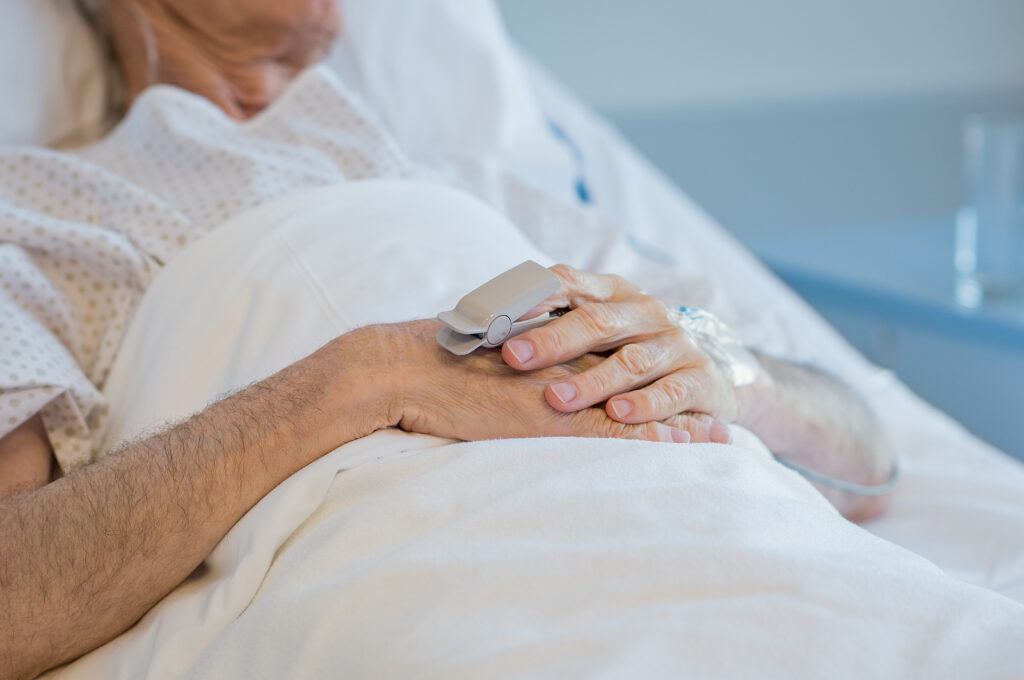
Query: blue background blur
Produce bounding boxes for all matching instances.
[498,0,1024,458]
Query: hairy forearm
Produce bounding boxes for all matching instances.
[0,328,391,679]
[738,353,894,521]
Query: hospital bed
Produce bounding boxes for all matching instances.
[3,1,1023,678]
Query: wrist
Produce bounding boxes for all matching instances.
[316,320,443,440]
[733,353,815,456]
[315,326,402,437]
[735,370,774,428]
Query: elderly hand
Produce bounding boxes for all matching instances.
[379,320,693,444]
[103,0,341,118]
[499,265,739,444]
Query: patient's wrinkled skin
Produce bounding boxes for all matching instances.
[504,264,740,429]
[104,0,340,118]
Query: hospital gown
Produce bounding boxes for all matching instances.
[0,65,673,471]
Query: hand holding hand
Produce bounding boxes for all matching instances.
[500,265,738,444]
[377,321,694,444]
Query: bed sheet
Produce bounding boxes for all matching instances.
[326,0,1024,600]
[50,181,1024,678]
[515,57,1024,602]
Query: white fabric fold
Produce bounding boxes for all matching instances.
[50,181,1024,679]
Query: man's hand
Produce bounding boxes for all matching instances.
[104,0,341,118]
[1,318,703,678]
[0,325,391,679]
[385,321,692,444]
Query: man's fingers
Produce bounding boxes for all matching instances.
[560,408,691,444]
[662,413,733,445]
[503,298,671,370]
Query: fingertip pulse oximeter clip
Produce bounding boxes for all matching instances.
[437,260,560,355]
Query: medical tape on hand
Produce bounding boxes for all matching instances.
[671,306,761,388]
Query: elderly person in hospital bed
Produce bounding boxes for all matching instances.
[1,1,1019,678]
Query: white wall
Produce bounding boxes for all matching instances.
[498,0,1024,114]
[497,0,1024,235]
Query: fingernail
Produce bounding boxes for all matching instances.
[670,427,691,444]
[549,382,577,404]
[710,420,733,444]
[506,339,534,363]
[609,399,632,419]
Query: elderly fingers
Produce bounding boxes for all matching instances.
[605,368,732,424]
[541,336,682,413]
[548,263,642,305]
[516,265,642,322]
[504,299,671,370]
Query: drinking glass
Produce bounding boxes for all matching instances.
[955,115,1024,308]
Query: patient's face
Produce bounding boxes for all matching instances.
[105,0,342,119]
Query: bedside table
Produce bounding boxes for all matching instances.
[742,217,1024,461]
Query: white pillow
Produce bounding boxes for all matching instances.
[327,0,579,198]
[0,0,110,147]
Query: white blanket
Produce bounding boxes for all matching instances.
[50,181,1024,679]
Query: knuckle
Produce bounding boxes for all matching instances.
[616,343,654,378]
[563,409,596,435]
[570,410,620,439]
[602,419,632,440]
[561,263,588,292]
[546,325,580,359]
[642,295,669,319]
[659,376,690,409]
[609,273,636,295]
[575,366,610,398]
[676,416,707,442]
[576,302,613,337]
[667,324,689,345]
[638,422,667,442]
[627,387,657,416]
[642,390,671,419]
[651,385,684,417]
[551,263,576,283]
[661,414,685,429]
[524,327,554,356]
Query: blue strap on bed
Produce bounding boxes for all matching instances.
[547,119,593,205]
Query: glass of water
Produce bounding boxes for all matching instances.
[955,115,1024,308]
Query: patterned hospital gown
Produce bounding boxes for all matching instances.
[0,65,633,471]
[0,67,423,469]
